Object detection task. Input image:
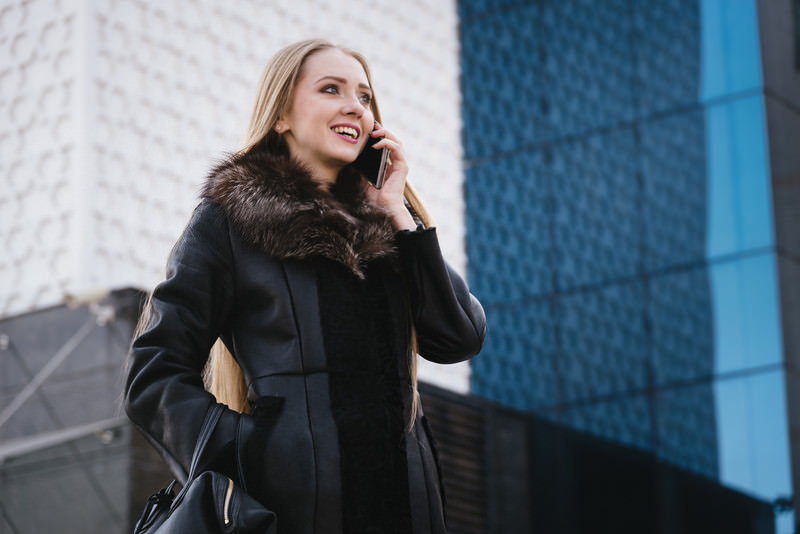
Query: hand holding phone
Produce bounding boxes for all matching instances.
[352,129,390,189]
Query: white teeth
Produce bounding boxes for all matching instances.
[332,126,358,139]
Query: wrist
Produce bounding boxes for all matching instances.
[387,204,416,231]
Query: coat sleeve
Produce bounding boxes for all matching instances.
[395,226,486,364]
[124,201,252,484]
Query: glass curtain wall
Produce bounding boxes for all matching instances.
[460,0,794,531]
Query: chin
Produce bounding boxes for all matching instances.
[334,150,361,165]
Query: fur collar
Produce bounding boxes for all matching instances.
[202,143,397,278]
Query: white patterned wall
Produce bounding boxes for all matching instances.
[1,1,78,313]
[0,0,470,391]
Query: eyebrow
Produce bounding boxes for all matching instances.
[314,75,371,92]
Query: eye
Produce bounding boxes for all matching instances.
[359,93,372,106]
[321,84,339,95]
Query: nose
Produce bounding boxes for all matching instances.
[341,92,364,117]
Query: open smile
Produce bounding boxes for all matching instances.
[331,125,360,144]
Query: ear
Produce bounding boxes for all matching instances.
[274,120,287,134]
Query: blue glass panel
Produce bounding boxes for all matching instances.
[649,266,714,386]
[700,0,762,101]
[558,392,653,452]
[640,110,707,271]
[714,370,792,502]
[777,369,800,533]
[632,0,702,117]
[710,253,783,374]
[470,299,558,411]
[555,280,648,403]
[457,0,523,22]
[705,95,774,258]
[459,0,636,162]
[459,3,545,162]
[551,128,640,289]
[539,0,635,139]
[654,383,719,479]
[465,150,552,305]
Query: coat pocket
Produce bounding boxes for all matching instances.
[241,396,285,503]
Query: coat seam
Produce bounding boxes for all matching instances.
[280,260,321,533]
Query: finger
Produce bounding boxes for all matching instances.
[371,121,386,133]
[370,123,401,145]
[377,144,406,172]
[372,137,403,155]
[369,121,385,138]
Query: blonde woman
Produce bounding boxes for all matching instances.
[125,39,485,534]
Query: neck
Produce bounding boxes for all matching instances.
[308,163,340,190]
[286,150,341,190]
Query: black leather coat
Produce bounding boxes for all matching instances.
[124,147,486,534]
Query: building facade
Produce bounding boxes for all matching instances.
[1,0,797,532]
[461,0,798,532]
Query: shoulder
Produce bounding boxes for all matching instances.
[167,200,233,268]
[182,200,231,242]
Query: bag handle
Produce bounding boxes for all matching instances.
[186,403,225,482]
[165,403,225,513]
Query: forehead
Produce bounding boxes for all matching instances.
[299,48,370,86]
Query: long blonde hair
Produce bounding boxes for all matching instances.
[205,39,431,423]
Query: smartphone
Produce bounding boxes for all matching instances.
[352,133,390,188]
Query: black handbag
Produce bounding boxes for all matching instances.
[133,404,277,533]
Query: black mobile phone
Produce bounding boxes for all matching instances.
[352,134,390,188]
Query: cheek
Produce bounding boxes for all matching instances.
[363,109,376,129]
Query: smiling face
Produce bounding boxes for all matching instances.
[278,48,376,186]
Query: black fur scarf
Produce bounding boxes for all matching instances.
[201,142,397,278]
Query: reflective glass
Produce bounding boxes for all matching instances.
[470,299,558,412]
[551,130,640,289]
[649,266,714,386]
[705,95,774,258]
[714,370,792,506]
[710,253,783,373]
[700,0,762,101]
[655,383,719,479]
[464,150,553,305]
[632,0,701,117]
[557,392,653,452]
[554,281,649,403]
[640,110,707,272]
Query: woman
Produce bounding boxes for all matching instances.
[125,39,486,534]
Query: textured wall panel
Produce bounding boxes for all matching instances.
[631,0,701,116]
[462,0,719,478]
[649,267,714,386]
[655,383,719,479]
[538,0,635,140]
[465,150,553,304]
[470,299,558,411]
[459,3,545,162]
[640,110,708,271]
[559,393,653,452]
[551,128,640,290]
[556,281,649,404]
[0,0,77,313]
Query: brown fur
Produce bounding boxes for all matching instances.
[202,142,397,278]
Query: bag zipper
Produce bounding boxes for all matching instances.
[223,477,234,526]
